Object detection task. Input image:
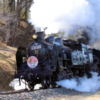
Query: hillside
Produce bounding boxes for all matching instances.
[0,42,16,91]
[0,17,36,91]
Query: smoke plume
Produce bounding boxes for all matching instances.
[74,27,93,44]
[9,79,41,90]
[9,79,28,90]
[57,72,100,92]
[10,73,100,92]
[29,0,100,47]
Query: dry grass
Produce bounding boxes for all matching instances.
[0,42,17,91]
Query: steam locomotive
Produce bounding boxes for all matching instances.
[14,32,100,90]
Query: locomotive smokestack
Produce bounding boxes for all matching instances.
[33,32,44,42]
[37,32,44,42]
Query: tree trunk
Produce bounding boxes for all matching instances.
[17,0,19,11]
[17,0,22,28]
[12,0,15,11]
[8,0,15,12]
[25,0,28,22]
[11,19,17,46]
[3,0,6,15]
[8,0,12,12]
[6,20,11,46]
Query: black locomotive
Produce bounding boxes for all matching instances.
[14,32,100,90]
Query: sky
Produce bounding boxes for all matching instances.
[29,0,100,46]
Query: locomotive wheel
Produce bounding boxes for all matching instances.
[28,83,35,90]
[85,65,92,78]
[51,82,57,88]
[87,73,92,78]
[41,76,51,89]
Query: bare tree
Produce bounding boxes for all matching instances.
[25,0,28,22]
[17,0,19,10]
[8,0,15,12]
[0,0,34,46]
[3,0,6,15]
[12,0,15,11]
[22,0,33,22]
[17,0,23,27]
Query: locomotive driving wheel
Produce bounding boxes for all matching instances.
[51,82,57,88]
[28,82,35,90]
[41,76,51,89]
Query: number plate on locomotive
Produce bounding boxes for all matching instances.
[31,45,42,50]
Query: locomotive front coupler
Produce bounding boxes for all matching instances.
[28,73,37,81]
[19,75,26,86]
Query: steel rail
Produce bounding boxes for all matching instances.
[0,89,37,95]
[0,86,60,95]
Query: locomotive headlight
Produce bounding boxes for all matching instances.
[32,34,37,39]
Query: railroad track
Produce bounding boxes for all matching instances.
[0,86,60,95]
[0,88,48,100]
[0,89,39,95]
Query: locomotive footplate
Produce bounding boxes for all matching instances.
[14,69,52,79]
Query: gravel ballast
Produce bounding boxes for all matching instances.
[0,88,100,100]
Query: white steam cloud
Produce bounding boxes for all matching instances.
[57,72,100,92]
[9,79,29,90]
[29,0,100,43]
[9,79,41,90]
[9,73,100,92]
